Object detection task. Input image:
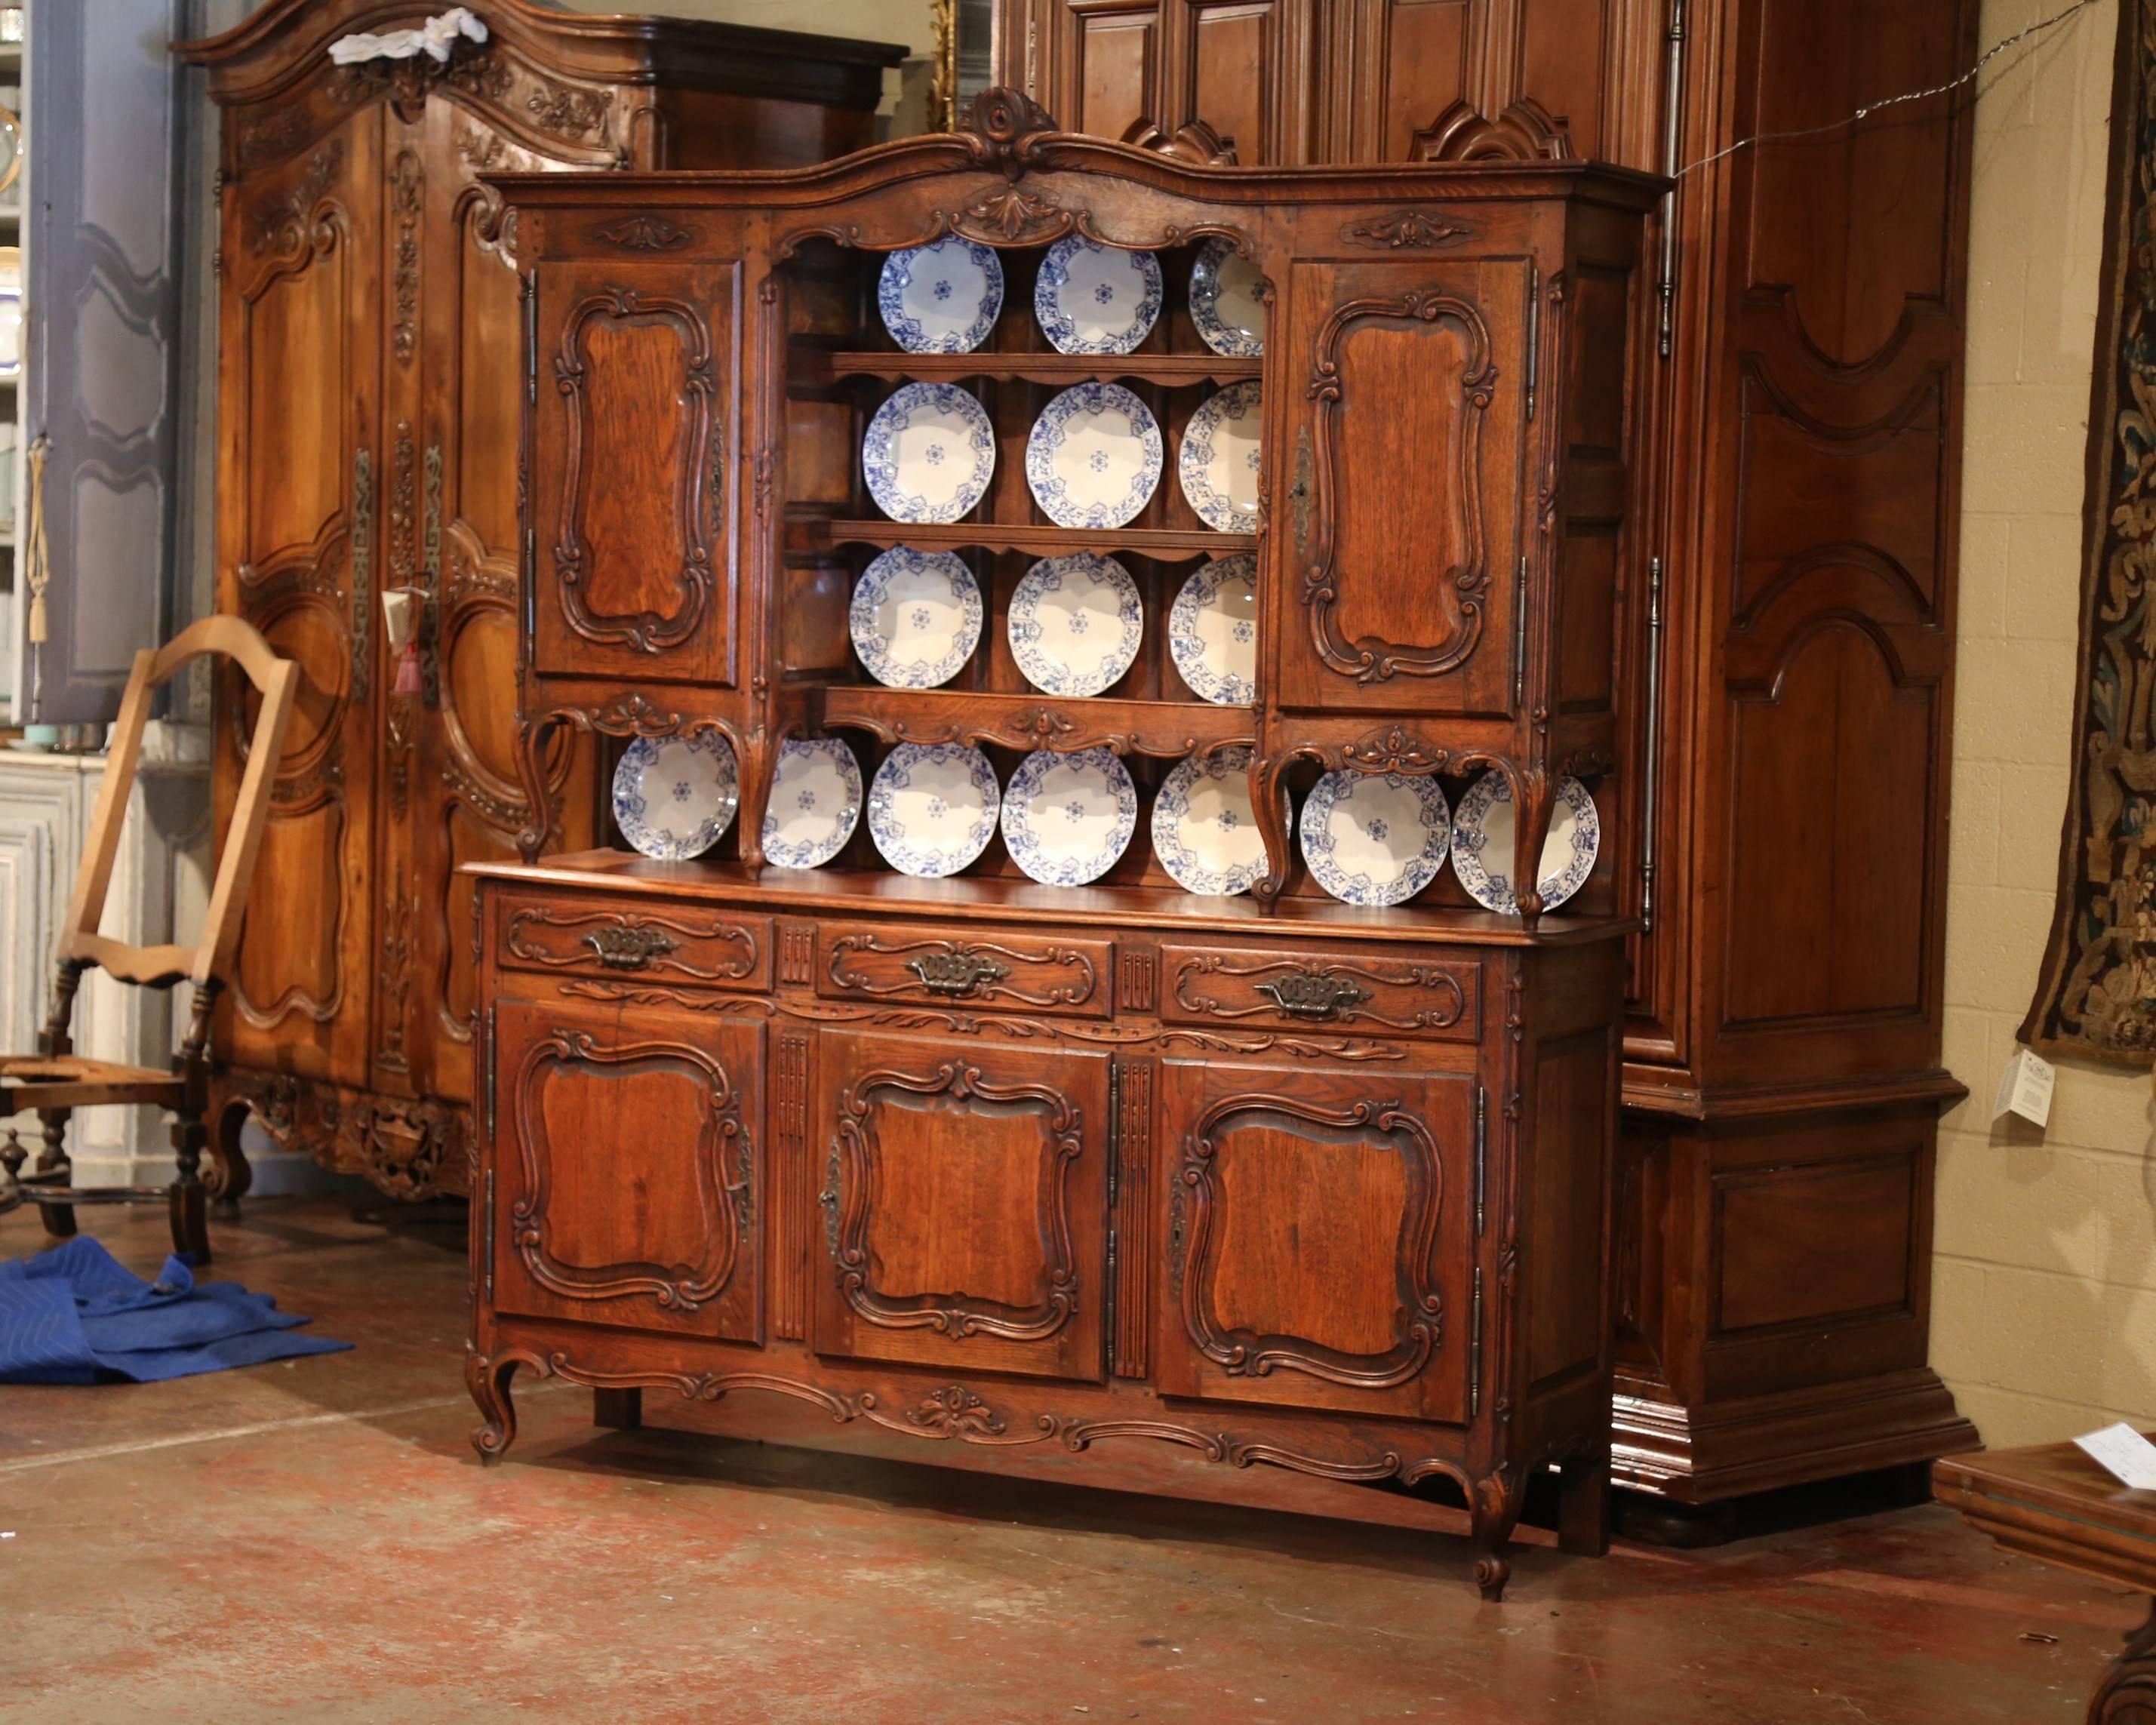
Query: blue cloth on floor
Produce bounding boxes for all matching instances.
[0,1236,351,1384]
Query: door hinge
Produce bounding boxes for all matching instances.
[1469,1265,1484,1418]
[1106,1061,1121,1210]
[482,1168,496,1302]
[1657,0,1687,358]
[524,270,539,404]
[1474,1084,1487,1239]
[484,1004,497,1141]
[1641,555,1667,933]
[1511,555,1530,704]
[1524,263,1540,421]
[1104,1224,1118,1367]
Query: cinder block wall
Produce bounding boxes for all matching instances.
[1934,0,2156,1446]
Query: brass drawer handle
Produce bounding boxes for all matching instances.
[583,926,681,971]
[904,952,1010,997]
[1253,974,1371,1020]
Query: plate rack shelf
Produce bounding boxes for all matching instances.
[473,90,1659,1596]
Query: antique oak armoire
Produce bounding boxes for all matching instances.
[462,89,1656,1596]
[990,0,1986,1510]
[177,2,900,1203]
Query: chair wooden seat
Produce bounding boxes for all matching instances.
[0,617,296,1262]
[0,1056,186,1112]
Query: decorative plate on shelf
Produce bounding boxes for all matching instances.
[1167,554,1258,706]
[1152,746,1269,897]
[1034,235,1163,355]
[1001,746,1139,887]
[878,238,1003,354]
[0,246,22,382]
[867,743,1001,878]
[1007,552,1143,698]
[1189,238,1266,358]
[863,382,996,524]
[1450,772,1600,915]
[761,737,863,872]
[611,733,740,862]
[849,546,983,689]
[1297,769,1451,907]
[0,106,23,199]
[1179,380,1262,533]
[1024,382,1163,530]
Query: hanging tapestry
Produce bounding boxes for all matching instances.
[2022,0,2156,1059]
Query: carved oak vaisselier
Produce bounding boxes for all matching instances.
[467,91,1657,1597]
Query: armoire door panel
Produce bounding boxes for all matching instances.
[811,1032,1110,1383]
[1738,0,1961,364]
[1276,255,1526,717]
[491,996,761,1342]
[1160,0,1317,164]
[1344,0,1478,162]
[1044,0,1161,143]
[532,257,744,686]
[1156,1059,1472,1421]
[217,107,382,1085]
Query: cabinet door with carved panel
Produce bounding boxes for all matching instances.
[401,108,598,1109]
[215,109,385,1088]
[531,249,747,686]
[811,1032,1110,1383]
[488,995,761,1342]
[1273,252,1529,718]
[1157,1058,1475,1421]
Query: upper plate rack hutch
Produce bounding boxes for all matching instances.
[464,91,1659,1596]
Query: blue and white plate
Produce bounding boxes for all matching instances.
[761,737,862,871]
[1034,235,1162,355]
[1001,746,1138,887]
[1450,772,1600,915]
[867,743,1001,879]
[1152,746,1269,897]
[1168,554,1257,706]
[1189,238,1266,358]
[1297,769,1450,907]
[1025,383,1162,530]
[1009,553,1143,698]
[611,733,740,862]
[849,547,983,690]
[1178,380,1262,533]
[864,382,995,524]
[878,238,1003,354]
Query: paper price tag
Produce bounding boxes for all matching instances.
[1992,1045,2056,1128]
[2077,1422,2156,1490]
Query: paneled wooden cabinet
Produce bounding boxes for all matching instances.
[470,869,1626,1598]
[466,92,1655,1593]
[999,0,1986,1506]
[177,0,898,1201]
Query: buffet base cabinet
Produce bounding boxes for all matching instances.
[463,858,1625,1597]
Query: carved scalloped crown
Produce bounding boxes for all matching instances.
[1120,116,1241,168]
[1410,97,1576,164]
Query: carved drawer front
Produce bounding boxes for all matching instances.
[1156,1059,1475,1422]
[498,897,772,992]
[811,1032,1110,1383]
[488,997,761,1342]
[1159,945,1479,1043]
[814,924,1113,1019]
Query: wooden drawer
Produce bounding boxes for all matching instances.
[497,896,773,992]
[1158,944,1479,1041]
[815,924,1113,1018]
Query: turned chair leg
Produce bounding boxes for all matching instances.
[168,1108,211,1264]
[32,1106,76,1240]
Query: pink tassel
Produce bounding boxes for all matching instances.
[394,641,423,695]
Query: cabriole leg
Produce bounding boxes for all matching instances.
[1472,1470,1525,1602]
[468,1351,523,1463]
[205,1097,254,1210]
[2090,1597,2156,1722]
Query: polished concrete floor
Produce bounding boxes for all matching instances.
[0,1197,2134,1723]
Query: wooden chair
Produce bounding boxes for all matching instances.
[0,616,297,1264]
